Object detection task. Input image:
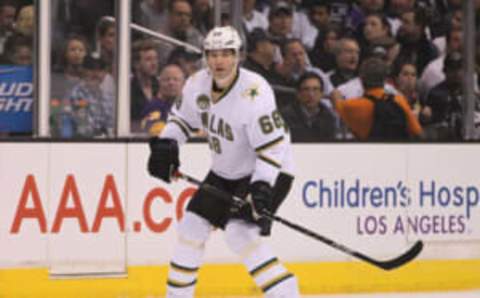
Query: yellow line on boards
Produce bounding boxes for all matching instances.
[0,260,479,297]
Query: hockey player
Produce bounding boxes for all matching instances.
[147,26,301,297]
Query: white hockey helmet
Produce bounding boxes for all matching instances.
[203,26,242,53]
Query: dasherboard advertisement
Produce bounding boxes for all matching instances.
[1,143,479,272]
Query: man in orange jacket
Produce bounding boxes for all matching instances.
[334,56,423,140]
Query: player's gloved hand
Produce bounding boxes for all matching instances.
[248,181,273,236]
[147,137,179,183]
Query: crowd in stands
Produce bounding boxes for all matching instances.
[0,0,33,65]
[0,0,33,137]
[1,0,479,141]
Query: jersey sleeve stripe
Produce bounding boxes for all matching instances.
[174,114,198,132]
[170,113,198,132]
[254,136,284,153]
[258,154,281,169]
[168,119,191,139]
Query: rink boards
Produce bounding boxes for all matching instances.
[1,142,479,296]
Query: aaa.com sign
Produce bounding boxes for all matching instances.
[9,174,195,235]
[0,143,204,269]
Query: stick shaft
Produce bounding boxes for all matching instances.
[175,172,422,270]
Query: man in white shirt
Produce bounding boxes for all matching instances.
[265,1,318,50]
[243,0,269,32]
[419,27,463,98]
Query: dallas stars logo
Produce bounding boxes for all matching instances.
[244,85,260,101]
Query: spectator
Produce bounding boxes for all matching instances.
[243,28,284,86]
[281,72,337,142]
[349,0,386,30]
[332,46,399,101]
[131,39,159,131]
[368,36,400,67]
[386,0,415,36]
[420,51,464,140]
[274,39,333,109]
[157,0,203,65]
[359,12,391,59]
[51,62,114,138]
[0,34,32,65]
[392,59,420,115]
[191,0,214,36]
[267,1,294,46]
[287,0,319,50]
[54,34,89,79]
[274,38,307,87]
[264,0,318,50]
[166,47,202,77]
[364,13,391,42]
[66,56,114,137]
[140,98,170,136]
[15,5,34,38]
[243,0,268,33]
[432,8,462,55]
[328,37,361,140]
[135,0,168,32]
[0,0,16,54]
[448,7,463,32]
[388,0,415,16]
[435,0,462,16]
[333,56,422,140]
[326,0,352,27]
[141,64,185,136]
[329,37,360,87]
[219,1,234,27]
[305,0,331,33]
[157,63,185,105]
[309,23,343,73]
[93,19,116,73]
[419,26,463,98]
[51,34,90,99]
[396,8,438,76]
[360,0,386,14]
[275,39,331,88]
[50,34,90,137]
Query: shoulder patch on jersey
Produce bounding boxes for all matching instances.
[243,84,260,101]
[196,94,210,110]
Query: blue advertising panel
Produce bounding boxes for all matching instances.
[0,66,33,132]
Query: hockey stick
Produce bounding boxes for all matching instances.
[175,171,424,271]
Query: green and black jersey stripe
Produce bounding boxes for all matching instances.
[168,114,197,139]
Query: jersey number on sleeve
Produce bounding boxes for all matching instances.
[259,110,285,134]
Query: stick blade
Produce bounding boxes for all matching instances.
[375,240,424,270]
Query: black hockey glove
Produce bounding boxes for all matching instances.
[147,137,179,183]
[248,181,273,236]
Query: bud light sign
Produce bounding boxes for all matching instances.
[0,66,33,132]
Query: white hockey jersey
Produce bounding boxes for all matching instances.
[161,68,293,185]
